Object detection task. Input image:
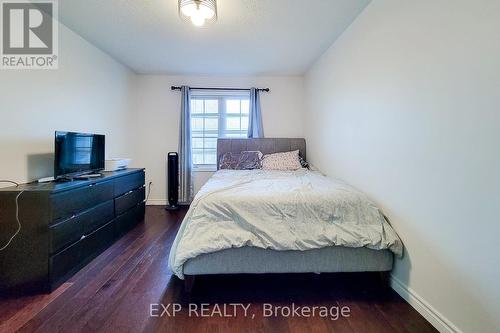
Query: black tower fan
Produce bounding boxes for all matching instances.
[166,152,179,210]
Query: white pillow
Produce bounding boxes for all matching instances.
[261,150,302,171]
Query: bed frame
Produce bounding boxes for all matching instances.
[183,138,393,291]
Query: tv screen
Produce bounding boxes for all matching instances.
[55,131,105,178]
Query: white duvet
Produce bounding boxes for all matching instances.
[169,169,403,279]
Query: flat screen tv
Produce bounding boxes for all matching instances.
[54,131,105,178]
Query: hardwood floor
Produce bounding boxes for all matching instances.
[0,206,436,333]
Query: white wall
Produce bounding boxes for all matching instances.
[0,23,133,184]
[304,1,500,332]
[129,75,305,204]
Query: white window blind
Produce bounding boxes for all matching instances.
[190,90,250,167]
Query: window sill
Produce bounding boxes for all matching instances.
[193,166,217,172]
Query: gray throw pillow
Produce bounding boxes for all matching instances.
[219,151,262,170]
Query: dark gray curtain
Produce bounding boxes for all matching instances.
[178,86,193,203]
[247,87,264,138]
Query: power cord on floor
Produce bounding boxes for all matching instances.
[0,180,24,251]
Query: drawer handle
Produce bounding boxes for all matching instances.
[126,190,134,195]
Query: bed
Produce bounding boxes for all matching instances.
[168,138,402,289]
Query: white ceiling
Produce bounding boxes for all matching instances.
[58,0,370,75]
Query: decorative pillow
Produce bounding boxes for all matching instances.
[219,151,262,170]
[261,150,303,171]
[299,155,309,169]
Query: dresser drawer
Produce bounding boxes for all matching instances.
[49,240,82,286]
[49,200,114,254]
[115,203,145,237]
[114,171,145,197]
[84,200,115,234]
[49,219,116,288]
[81,220,116,262]
[49,215,84,255]
[50,180,114,221]
[115,186,145,216]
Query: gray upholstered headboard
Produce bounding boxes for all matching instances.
[217,138,306,170]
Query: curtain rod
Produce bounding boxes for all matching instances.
[171,86,270,92]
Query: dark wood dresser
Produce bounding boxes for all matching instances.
[0,168,145,293]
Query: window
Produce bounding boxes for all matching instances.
[191,90,250,168]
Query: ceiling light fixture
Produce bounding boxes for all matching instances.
[178,0,217,27]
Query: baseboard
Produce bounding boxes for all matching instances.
[146,199,166,206]
[390,275,462,333]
